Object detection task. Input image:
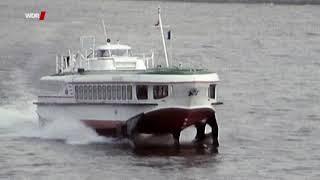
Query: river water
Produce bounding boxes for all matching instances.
[0,0,320,179]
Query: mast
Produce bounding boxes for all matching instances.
[158,8,169,68]
[102,19,108,44]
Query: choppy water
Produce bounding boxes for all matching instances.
[1,0,320,179]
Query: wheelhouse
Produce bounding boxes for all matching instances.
[92,44,132,58]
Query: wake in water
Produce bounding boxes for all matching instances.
[0,106,112,145]
[0,105,213,148]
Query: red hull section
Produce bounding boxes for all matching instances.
[136,108,215,134]
[81,120,124,137]
[82,108,214,140]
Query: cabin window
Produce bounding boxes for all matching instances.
[112,86,117,100]
[79,86,83,99]
[136,85,148,100]
[102,85,106,100]
[107,85,111,100]
[83,85,88,100]
[153,85,168,99]
[93,85,97,100]
[98,85,102,100]
[116,85,121,100]
[209,84,216,99]
[122,86,127,100]
[75,86,78,99]
[95,50,110,57]
[88,85,92,100]
[127,85,132,100]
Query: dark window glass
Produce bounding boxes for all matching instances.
[209,84,216,99]
[79,86,83,99]
[122,86,126,100]
[98,85,102,100]
[84,85,87,100]
[153,85,168,99]
[107,85,112,100]
[136,85,148,100]
[95,50,110,57]
[88,85,92,100]
[93,85,97,100]
[117,85,121,100]
[102,85,106,100]
[112,86,117,100]
[127,85,132,100]
[75,86,78,99]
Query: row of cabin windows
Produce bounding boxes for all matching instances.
[74,85,133,100]
[74,84,216,100]
[74,84,169,101]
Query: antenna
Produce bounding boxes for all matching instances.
[158,7,169,68]
[102,19,108,44]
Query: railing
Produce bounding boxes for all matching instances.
[55,49,154,74]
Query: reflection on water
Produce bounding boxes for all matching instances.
[133,144,219,156]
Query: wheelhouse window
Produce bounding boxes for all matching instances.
[209,84,216,99]
[111,49,127,57]
[153,85,168,99]
[136,85,148,100]
[95,49,110,57]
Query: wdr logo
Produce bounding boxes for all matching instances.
[25,11,46,20]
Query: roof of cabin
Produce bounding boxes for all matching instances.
[43,69,219,83]
[51,67,214,76]
[96,44,131,50]
[142,68,211,75]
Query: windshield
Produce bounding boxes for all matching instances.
[95,50,110,57]
[111,49,128,57]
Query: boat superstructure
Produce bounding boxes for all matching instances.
[35,8,222,147]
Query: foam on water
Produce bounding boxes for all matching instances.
[0,106,37,128]
[0,106,111,145]
[0,104,206,146]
